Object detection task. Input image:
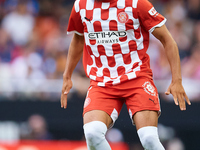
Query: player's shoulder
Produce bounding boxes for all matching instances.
[73,0,87,11]
[135,0,153,10]
[137,0,152,6]
[74,0,87,5]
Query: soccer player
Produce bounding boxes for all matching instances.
[61,0,191,149]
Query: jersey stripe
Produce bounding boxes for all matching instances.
[132,0,138,8]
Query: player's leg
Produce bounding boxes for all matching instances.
[133,110,158,130]
[83,86,124,150]
[133,110,165,150]
[125,77,165,150]
[83,110,113,150]
[84,110,113,127]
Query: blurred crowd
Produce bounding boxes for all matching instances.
[0,114,187,150]
[0,0,199,100]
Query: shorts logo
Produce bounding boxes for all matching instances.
[117,12,129,23]
[149,98,155,104]
[84,97,91,108]
[142,81,156,96]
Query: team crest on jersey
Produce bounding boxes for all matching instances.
[142,81,156,96]
[117,12,129,23]
[84,97,91,108]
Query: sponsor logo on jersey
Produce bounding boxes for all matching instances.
[148,7,159,17]
[142,81,156,96]
[117,12,129,23]
[88,31,127,44]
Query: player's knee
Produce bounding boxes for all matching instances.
[140,134,159,149]
[137,126,165,150]
[84,128,103,144]
[83,121,107,145]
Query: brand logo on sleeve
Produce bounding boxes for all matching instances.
[117,12,129,23]
[148,7,159,17]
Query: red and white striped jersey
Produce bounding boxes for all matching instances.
[67,0,166,87]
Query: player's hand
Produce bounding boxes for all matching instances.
[165,80,191,111]
[61,77,73,109]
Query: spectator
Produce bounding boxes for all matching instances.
[2,0,35,46]
[182,43,200,80]
[193,21,200,44]
[20,114,53,140]
[186,0,200,20]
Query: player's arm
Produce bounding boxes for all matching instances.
[61,33,84,109]
[152,25,191,110]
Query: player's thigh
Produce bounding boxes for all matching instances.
[83,110,113,128]
[133,110,158,130]
[83,86,124,128]
[124,77,160,130]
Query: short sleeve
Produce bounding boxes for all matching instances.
[67,4,84,35]
[137,0,166,32]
